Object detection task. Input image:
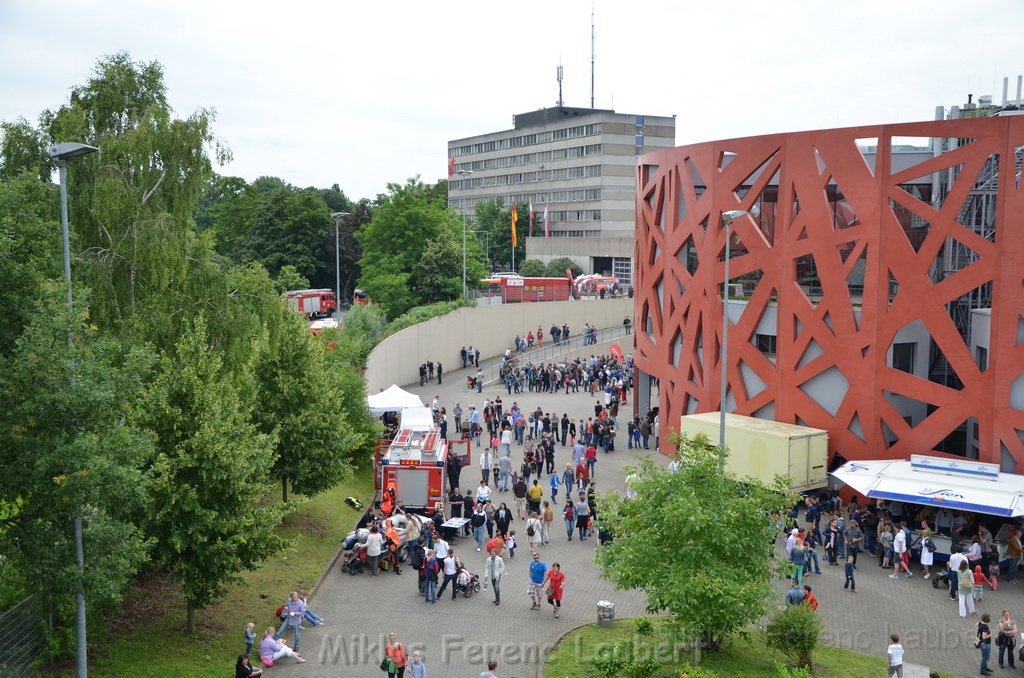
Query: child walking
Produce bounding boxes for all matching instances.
[974,565,994,600]
[506,530,517,558]
[244,622,256,656]
[843,554,857,592]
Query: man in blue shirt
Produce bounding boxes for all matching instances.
[528,553,547,610]
[785,580,805,607]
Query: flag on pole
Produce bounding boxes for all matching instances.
[511,205,518,248]
[529,202,535,237]
[543,202,550,237]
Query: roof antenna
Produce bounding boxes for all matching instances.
[557,63,564,108]
[590,6,596,109]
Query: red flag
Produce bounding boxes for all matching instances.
[610,344,623,362]
[511,205,518,248]
[448,155,455,177]
[543,202,550,237]
[529,202,535,237]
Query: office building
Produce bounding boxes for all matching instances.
[448,106,675,285]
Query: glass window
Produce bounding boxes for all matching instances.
[892,342,916,374]
[755,334,777,356]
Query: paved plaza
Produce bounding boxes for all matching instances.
[264,339,1006,677]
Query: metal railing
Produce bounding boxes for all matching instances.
[485,324,633,383]
[0,597,40,677]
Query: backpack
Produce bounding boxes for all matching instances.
[564,504,574,520]
[275,604,286,621]
[526,521,536,537]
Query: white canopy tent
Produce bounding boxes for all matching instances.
[831,454,1024,518]
[399,406,434,430]
[367,384,424,415]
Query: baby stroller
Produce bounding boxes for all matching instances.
[931,565,952,589]
[340,544,368,575]
[454,566,481,598]
[466,375,477,390]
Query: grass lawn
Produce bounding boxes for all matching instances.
[79,464,374,678]
[544,618,965,678]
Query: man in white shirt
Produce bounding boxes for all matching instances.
[364,526,385,576]
[948,549,969,600]
[433,536,449,560]
[476,480,491,504]
[437,551,460,601]
[785,529,799,557]
[934,508,953,535]
[480,450,492,484]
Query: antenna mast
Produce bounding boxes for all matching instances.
[557,64,564,108]
[590,7,595,108]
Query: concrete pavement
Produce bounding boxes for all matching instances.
[269,338,992,677]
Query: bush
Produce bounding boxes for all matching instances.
[775,663,812,678]
[677,666,719,678]
[634,616,655,636]
[545,256,583,278]
[384,300,467,337]
[765,604,823,670]
[518,259,545,277]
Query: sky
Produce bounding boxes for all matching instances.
[2,0,1022,202]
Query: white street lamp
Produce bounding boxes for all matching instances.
[330,211,350,318]
[457,169,473,300]
[49,140,99,678]
[719,209,749,450]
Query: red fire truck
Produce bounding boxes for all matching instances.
[285,288,337,319]
[374,418,471,515]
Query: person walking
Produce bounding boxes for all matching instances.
[978,612,994,675]
[544,562,566,618]
[471,504,487,552]
[563,500,575,541]
[542,501,554,544]
[886,633,904,678]
[958,560,977,618]
[384,633,408,678]
[528,552,547,610]
[437,550,460,601]
[486,550,505,606]
[574,494,591,540]
[526,511,543,552]
[998,608,1018,669]
[843,554,856,592]
[408,650,427,678]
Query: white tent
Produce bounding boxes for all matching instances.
[367,384,424,414]
[831,454,1024,518]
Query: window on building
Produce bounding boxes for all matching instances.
[976,346,988,371]
[754,334,777,355]
[892,342,916,374]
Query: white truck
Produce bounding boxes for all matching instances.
[678,412,828,492]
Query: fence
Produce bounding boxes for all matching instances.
[0,597,41,676]
[484,323,633,383]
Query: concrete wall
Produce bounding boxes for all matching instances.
[365,298,633,393]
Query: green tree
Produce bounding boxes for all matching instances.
[273,264,310,294]
[254,290,357,502]
[475,198,525,271]
[0,171,60,355]
[766,604,824,670]
[518,259,546,277]
[42,52,229,342]
[0,289,154,655]
[411,227,462,303]
[596,434,793,657]
[0,119,50,182]
[142,314,288,632]
[545,256,583,278]
[358,178,460,317]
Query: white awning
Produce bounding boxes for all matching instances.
[831,456,1024,518]
[399,406,435,430]
[366,384,425,414]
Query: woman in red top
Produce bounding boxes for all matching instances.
[544,562,566,618]
[385,633,408,678]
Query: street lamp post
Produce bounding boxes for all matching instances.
[49,141,99,678]
[719,209,748,450]
[330,211,350,319]
[456,169,473,300]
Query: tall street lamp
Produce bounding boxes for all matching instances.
[719,209,748,450]
[456,169,473,300]
[49,140,99,678]
[330,212,350,319]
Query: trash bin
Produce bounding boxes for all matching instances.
[597,600,615,627]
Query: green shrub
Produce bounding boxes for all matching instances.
[775,662,813,678]
[633,616,655,636]
[384,300,467,337]
[765,604,824,670]
[677,666,719,678]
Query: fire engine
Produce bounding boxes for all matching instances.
[374,411,471,515]
[285,288,336,319]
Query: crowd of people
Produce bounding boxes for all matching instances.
[782,490,1024,676]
